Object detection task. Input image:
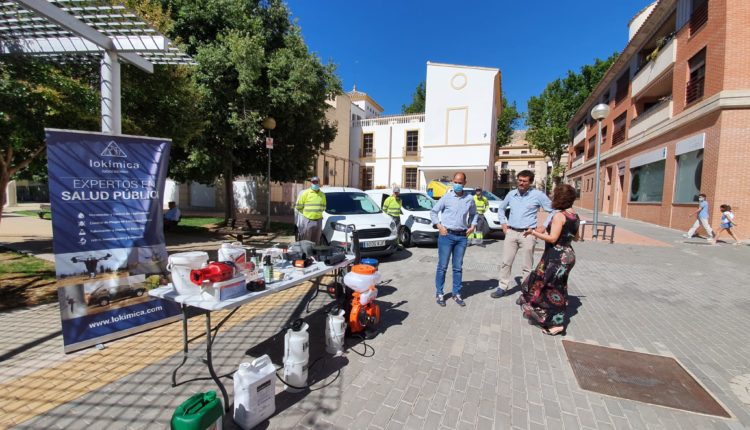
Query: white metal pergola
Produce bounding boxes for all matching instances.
[0,0,195,135]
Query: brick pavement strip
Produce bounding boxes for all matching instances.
[2,219,750,429]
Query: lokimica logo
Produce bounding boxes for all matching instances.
[101,141,127,158]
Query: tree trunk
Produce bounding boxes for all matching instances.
[0,171,8,226]
[223,165,233,222]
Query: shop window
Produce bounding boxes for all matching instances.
[686,48,706,105]
[673,149,703,203]
[630,160,666,202]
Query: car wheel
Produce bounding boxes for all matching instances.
[399,226,413,248]
[135,289,145,297]
[99,297,110,307]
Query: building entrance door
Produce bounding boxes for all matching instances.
[603,166,613,214]
[613,174,624,216]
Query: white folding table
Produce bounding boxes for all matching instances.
[149,256,354,409]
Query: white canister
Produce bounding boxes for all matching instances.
[167,251,208,296]
[233,355,276,430]
[218,242,247,266]
[325,309,346,356]
[283,321,309,392]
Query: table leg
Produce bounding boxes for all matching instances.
[204,312,230,411]
[171,305,189,387]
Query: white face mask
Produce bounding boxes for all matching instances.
[698,197,705,202]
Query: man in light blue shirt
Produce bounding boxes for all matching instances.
[492,170,552,298]
[684,193,713,240]
[430,172,477,307]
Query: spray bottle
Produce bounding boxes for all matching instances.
[325,305,346,356]
[283,319,309,392]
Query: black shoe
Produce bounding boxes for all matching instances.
[490,288,507,299]
[436,295,446,307]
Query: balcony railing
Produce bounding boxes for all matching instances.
[571,155,584,168]
[630,98,673,136]
[632,38,676,98]
[352,113,425,128]
[690,1,708,35]
[686,76,705,105]
[360,148,375,158]
[573,126,586,145]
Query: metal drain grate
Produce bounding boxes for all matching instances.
[563,341,731,417]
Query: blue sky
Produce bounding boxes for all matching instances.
[286,0,655,118]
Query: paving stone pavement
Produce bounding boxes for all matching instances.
[4,211,750,429]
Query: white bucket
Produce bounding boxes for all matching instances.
[168,251,208,296]
[233,355,276,430]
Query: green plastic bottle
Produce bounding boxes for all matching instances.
[171,391,224,430]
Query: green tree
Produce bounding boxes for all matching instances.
[0,57,100,223]
[163,0,341,219]
[401,81,426,114]
[496,97,523,150]
[526,53,618,176]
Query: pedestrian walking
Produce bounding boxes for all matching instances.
[295,176,326,244]
[382,186,403,248]
[492,170,552,298]
[430,172,477,307]
[517,184,580,336]
[683,193,714,240]
[711,204,741,245]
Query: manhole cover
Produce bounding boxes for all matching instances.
[563,341,730,417]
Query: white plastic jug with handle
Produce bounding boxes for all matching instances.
[233,355,276,430]
[325,308,346,356]
[168,251,208,296]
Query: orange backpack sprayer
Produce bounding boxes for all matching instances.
[343,264,381,335]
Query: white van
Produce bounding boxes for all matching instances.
[320,187,398,257]
[365,188,439,247]
[464,188,505,231]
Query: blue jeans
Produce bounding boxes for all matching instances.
[435,233,468,297]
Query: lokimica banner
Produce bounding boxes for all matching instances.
[46,129,181,353]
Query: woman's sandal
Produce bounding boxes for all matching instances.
[541,327,566,336]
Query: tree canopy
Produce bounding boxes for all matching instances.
[496,97,523,150]
[401,81,426,114]
[526,53,618,170]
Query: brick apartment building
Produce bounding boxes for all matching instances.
[564,0,750,232]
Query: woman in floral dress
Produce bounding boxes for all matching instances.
[517,184,579,336]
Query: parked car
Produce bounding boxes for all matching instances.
[365,188,439,247]
[320,187,398,257]
[85,283,146,307]
[463,188,507,231]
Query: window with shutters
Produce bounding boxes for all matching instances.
[362,133,374,157]
[405,131,419,155]
[404,168,418,188]
[615,69,630,104]
[612,113,627,145]
[686,48,706,105]
[690,0,708,35]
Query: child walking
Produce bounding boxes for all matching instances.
[711,204,741,245]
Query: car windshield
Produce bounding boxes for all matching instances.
[326,192,381,215]
[400,193,435,211]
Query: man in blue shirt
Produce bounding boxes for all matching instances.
[430,172,477,307]
[683,193,714,240]
[492,170,552,298]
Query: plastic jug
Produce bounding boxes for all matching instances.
[171,391,223,430]
[233,355,276,430]
[283,319,309,392]
[325,307,346,356]
[168,251,208,296]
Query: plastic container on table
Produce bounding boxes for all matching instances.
[360,258,379,269]
[168,251,208,296]
[170,391,223,430]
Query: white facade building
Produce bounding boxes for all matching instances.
[349,62,501,191]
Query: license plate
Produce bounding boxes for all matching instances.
[361,240,386,248]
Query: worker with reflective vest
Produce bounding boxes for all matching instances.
[469,187,489,243]
[382,186,403,245]
[295,176,326,244]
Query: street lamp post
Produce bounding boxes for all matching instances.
[590,103,611,234]
[262,117,276,231]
